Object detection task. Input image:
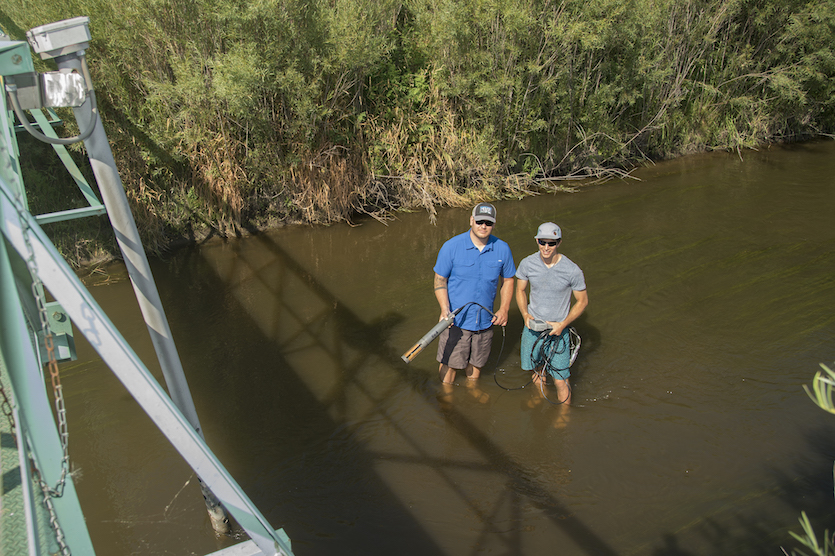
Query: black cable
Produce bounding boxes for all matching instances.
[493,328,531,391]
[439,303,578,400]
[443,301,510,387]
[493,325,578,402]
[530,330,572,405]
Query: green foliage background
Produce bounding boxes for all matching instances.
[2,0,834,258]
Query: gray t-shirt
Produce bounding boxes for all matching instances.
[516,253,586,325]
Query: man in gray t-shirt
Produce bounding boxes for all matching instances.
[515,222,588,406]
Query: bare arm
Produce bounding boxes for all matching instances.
[434,273,451,320]
[515,278,530,329]
[492,276,514,326]
[547,289,589,336]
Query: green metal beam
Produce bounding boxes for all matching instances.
[0,39,96,554]
[0,180,294,556]
[0,236,95,555]
[29,108,104,209]
[0,41,34,76]
[27,107,107,224]
[0,74,26,205]
[0,41,34,208]
[34,205,107,225]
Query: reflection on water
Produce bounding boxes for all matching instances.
[64,141,835,555]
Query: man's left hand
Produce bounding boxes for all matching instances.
[547,321,566,336]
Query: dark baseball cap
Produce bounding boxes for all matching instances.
[472,202,496,223]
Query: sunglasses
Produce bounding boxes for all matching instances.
[475,220,494,227]
[537,239,559,246]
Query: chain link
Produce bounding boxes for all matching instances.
[13,189,73,555]
[30,460,72,556]
[0,145,18,440]
[0,379,15,438]
[33,280,71,497]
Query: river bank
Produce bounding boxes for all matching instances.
[7,0,832,272]
[64,135,829,273]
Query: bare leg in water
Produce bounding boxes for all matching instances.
[439,363,490,403]
[527,370,572,427]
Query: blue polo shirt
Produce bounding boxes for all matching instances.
[434,232,516,331]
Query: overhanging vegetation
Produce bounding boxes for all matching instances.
[2,0,834,262]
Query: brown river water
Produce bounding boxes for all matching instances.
[61,141,835,555]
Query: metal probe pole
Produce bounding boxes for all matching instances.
[401,306,465,363]
[49,48,230,533]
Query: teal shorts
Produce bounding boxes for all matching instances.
[520,326,571,381]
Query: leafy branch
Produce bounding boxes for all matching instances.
[804,364,835,415]
[783,364,835,556]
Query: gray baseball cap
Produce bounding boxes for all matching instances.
[472,202,497,223]
[534,222,562,240]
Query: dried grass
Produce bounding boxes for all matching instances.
[290,146,362,224]
[186,132,247,222]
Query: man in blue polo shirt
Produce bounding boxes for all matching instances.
[433,203,516,385]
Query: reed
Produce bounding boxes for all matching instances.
[2,0,833,263]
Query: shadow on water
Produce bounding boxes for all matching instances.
[125,226,832,555]
[157,249,438,554]
[160,230,621,555]
[69,141,835,555]
[648,413,835,556]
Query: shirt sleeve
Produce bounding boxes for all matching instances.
[501,243,516,278]
[515,256,528,280]
[503,258,516,279]
[571,267,587,291]
[433,240,453,278]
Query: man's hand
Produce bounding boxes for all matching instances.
[492,307,509,327]
[547,321,566,336]
[494,276,513,327]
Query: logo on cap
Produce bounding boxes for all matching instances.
[472,203,497,222]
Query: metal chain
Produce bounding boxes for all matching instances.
[33,282,71,497]
[0,149,18,443]
[0,152,17,444]
[0,372,71,556]
[31,461,72,555]
[0,379,15,438]
[13,190,73,556]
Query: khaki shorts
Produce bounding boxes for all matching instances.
[437,326,494,370]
